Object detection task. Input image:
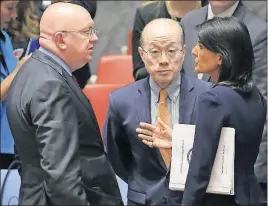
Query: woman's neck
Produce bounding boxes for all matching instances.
[165,1,200,18]
[209,69,219,82]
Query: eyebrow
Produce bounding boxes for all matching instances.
[149,42,181,47]
[79,22,94,31]
[79,26,92,31]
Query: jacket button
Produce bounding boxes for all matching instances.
[162,197,167,204]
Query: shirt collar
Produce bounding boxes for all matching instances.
[207,1,239,20]
[149,72,181,103]
[38,47,73,76]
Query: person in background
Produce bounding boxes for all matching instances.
[1,54,30,101]
[103,18,211,205]
[202,0,267,21]
[180,1,267,197]
[6,3,123,205]
[243,1,266,22]
[7,1,41,59]
[132,0,201,81]
[138,17,266,206]
[1,0,20,155]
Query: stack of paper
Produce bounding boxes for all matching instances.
[169,124,235,195]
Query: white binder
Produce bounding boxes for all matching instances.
[169,124,235,195]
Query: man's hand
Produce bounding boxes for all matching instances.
[136,118,172,149]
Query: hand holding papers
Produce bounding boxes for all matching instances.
[169,124,235,195]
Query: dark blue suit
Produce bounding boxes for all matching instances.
[182,85,267,206]
[103,73,211,205]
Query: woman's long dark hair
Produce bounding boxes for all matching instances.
[196,17,254,93]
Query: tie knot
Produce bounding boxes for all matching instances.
[159,89,168,103]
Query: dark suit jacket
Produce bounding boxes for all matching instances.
[6,50,123,205]
[103,73,211,205]
[132,1,181,81]
[182,85,266,206]
[180,1,267,183]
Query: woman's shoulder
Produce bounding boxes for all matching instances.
[199,85,235,104]
[210,84,237,95]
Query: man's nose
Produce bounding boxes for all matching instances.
[90,33,98,43]
[158,51,169,64]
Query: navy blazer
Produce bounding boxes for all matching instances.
[182,85,266,206]
[103,73,211,205]
[180,4,267,184]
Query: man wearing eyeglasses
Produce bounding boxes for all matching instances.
[103,18,211,206]
[6,2,123,205]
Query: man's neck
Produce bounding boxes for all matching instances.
[210,1,238,15]
[165,1,200,18]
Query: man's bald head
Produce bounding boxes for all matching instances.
[138,18,186,89]
[140,18,184,48]
[40,2,92,39]
[39,2,98,71]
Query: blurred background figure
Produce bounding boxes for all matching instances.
[7,1,41,59]
[1,4,31,205]
[7,0,97,89]
[132,0,201,80]
[1,0,19,156]
[202,0,267,21]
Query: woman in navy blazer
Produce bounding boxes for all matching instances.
[137,17,266,206]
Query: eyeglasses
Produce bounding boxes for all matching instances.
[141,46,183,60]
[57,28,98,38]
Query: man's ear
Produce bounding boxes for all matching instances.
[182,44,186,57]
[138,46,145,62]
[54,32,67,50]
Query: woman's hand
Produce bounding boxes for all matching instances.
[14,54,32,73]
[0,54,31,101]
[136,118,172,149]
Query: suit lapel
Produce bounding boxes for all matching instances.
[61,69,91,111]
[179,73,197,124]
[135,78,167,170]
[32,50,100,133]
[192,6,209,26]
[135,78,151,125]
[60,66,101,134]
[232,2,247,22]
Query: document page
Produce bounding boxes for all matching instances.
[169,124,235,195]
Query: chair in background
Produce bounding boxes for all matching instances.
[96,54,134,85]
[83,84,124,133]
[127,30,132,55]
